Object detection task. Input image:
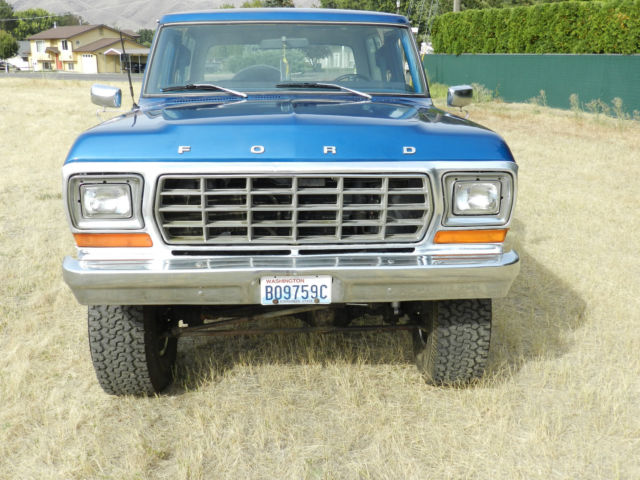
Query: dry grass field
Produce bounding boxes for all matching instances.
[1,77,639,479]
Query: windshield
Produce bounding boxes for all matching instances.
[144,22,426,96]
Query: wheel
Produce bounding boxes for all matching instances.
[411,299,491,385]
[333,73,370,82]
[88,305,177,396]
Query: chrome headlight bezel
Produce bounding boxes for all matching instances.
[443,172,514,227]
[68,174,144,229]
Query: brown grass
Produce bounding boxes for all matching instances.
[1,78,640,479]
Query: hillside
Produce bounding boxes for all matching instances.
[9,0,319,31]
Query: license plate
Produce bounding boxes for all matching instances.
[260,275,332,305]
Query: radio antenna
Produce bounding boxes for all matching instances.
[120,31,139,109]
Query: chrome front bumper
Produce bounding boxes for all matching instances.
[62,250,520,305]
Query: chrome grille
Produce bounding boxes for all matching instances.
[155,174,431,245]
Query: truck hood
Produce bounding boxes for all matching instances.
[65,98,514,163]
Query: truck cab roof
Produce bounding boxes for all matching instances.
[159,8,411,26]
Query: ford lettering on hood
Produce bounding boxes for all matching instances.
[67,99,514,162]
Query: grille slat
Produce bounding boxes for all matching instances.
[247,222,295,227]
[156,174,431,245]
[159,206,204,212]
[205,221,250,227]
[161,189,201,197]
[205,189,248,194]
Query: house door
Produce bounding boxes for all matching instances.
[81,54,97,74]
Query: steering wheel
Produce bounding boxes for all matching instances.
[232,64,280,82]
[333,73,370,82]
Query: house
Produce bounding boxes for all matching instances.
[27,25,149,73]
[6,41,31,70]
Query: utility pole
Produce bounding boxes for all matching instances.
[397,1,401,14]
[453,0,460,12]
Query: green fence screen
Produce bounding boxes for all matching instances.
[423,54,640,116]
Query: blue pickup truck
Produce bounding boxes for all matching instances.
[62,8,519,395]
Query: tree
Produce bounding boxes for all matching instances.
[56,12,85,27]
[264,0,295,6]
[320,0,396,11]
[320,0,422,29]
[9,8,83,40]
[0,29,18,59]
[0,0,12,17]
[320,0,573,28]
[241,0,295,6]
[0,0,16,33]
[137,28,154,47]
[12,8,55,40]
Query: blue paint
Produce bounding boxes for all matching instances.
[65,9,514,166]
[159,9,411,26]
[66,97,513,164]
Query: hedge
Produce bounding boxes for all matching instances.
[431,0,640,54]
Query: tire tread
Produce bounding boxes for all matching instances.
[88,305,172,396]
[413,299,491,385]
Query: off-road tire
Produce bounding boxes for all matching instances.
[88,305,177,396]
[412,299,491,385]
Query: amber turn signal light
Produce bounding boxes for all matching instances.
[434,229,508,244]
[74,233,153,247]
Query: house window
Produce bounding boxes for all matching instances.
[36,41,45,53]
[61,40,69,50]
[42,61,51,70]
[66,62,74,71]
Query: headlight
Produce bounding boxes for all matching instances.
[453,181,500,215]
[68,175,144,229]
[80,184,132,218]
[443,172,514,227]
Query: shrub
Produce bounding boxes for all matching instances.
[432,0,640,54]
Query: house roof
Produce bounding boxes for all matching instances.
[75,38,120,52]
[28,25,98,40]
[28,25,137,41]
[76,38,149,54]
[104,47,150,56]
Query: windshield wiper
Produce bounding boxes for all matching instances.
[276,82,372,100]
[161,83,247,98]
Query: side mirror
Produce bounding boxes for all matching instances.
[447,85,473,108]
[91,84,122,109]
